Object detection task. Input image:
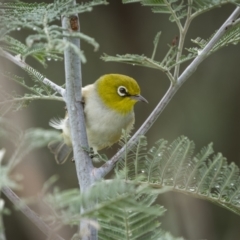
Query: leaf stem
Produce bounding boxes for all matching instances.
[142,58,174,83]
[173,0,192,80]
[151,31,161,60]
[163,0,183,32]
[0,72,43,97]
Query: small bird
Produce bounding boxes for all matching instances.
[48,74,148,164]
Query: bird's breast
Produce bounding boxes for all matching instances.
[84,90,135,151]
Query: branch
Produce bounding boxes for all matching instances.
[94,6,240,179]
[0,95,63,106]
[1,186,64,240]
[0,51,66,99]
[61,5,96,240]
[177,8,240,83]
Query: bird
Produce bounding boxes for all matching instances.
[48,74,148,164]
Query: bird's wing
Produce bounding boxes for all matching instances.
[82,84,94,109]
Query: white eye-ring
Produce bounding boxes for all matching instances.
[117,86,128,97]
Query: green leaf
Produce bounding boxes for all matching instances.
[102,53,168,71]
[191,0,240,19]
[122,0,240,21]
[187,24,240,56]
[150,137,240,215]
[0,0,108,63]
[44,180,167,239]
[115,136,240,216]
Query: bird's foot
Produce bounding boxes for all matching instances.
[73,147,107,162]
[81,146,97,159]
[87,147,97,159]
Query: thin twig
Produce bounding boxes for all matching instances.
[0,72,44,96]
[0,96,63,105]
[1,51,66,99]
[151,31,161,60]
[163,0,183,32]
[143,58,174,83]
[94,6,240,180]
[173,0,192,80]
[1,186,64,240]
[190,2,232,20]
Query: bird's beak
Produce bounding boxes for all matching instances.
[131,94,148,103]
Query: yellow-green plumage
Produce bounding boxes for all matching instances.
[97,74,141,115]
[48,74,147,164]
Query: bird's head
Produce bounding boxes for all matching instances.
[96,74,148,115]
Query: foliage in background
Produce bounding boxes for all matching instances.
[103,0,240,82]
[0,0,108,64]
[0,0,108,116]
[1,0,240,239]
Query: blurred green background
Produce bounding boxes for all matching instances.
[1,0,240,239]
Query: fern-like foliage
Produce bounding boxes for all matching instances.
[191,0,240,19]
[118,136,240,216]
[42,179,184,239]
[14,134,240,238]
[0,119,61,189]
[187,24,240,57]
[102,22,240,82]
[123,0,187,22]
[115,134,148,180]
[102,53,167,71]
[1,36,63,66]
[0,117,61,170]
[0,0,108,65]
[103,0,240,79]
[0,120,64,239]
[0,71,64,115]
[98,191,163,240]
[122,0,240,21]
[101,49,193,81]
[43,179,172,240]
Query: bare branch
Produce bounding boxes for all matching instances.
[1,186,64,240]
[0,96,63,106]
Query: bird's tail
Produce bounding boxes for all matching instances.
[48,141,72,164]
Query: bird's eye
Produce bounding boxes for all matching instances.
[117,86,128,97]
